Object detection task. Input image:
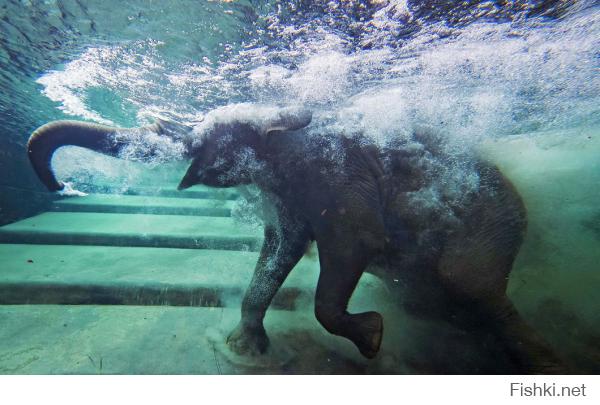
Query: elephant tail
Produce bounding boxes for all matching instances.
[27,119,190,192]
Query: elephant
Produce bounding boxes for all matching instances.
[27,104,564,373]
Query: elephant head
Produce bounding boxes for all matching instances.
[177,105,312,189]
[26,105,311,193]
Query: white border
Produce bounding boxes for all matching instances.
[1,375,598,405]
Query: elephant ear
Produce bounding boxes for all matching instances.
[263,107,312,135]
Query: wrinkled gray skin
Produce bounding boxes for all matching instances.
[27,106,564,373]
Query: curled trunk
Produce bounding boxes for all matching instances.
[27,120,190,192]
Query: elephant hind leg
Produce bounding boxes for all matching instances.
[490,298,567,374]
[438,247,565,373]
[314,243,383,359]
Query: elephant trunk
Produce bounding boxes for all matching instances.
[27,120,164,192]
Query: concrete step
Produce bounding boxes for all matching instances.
[0,212,262,251]
[81,183,239,200]
[0,244,322,309]
[129,185,239,200]
[52,194,234,216]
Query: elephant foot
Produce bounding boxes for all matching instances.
[350,311,384,359]
[226,322,270,356]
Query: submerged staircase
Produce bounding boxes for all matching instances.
[0,181,386,373]
[0,184,321,309]
[0,180,386,374]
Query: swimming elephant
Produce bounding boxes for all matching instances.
[27,105,564,373]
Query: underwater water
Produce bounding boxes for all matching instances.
[0,0,598,374]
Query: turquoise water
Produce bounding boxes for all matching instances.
[0,1,598,374]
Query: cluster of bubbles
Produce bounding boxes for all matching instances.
[39,1,598,196]
[38,1,598,127]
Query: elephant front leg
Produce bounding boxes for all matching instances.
[227,223,309,356]
[314,240,383,359]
